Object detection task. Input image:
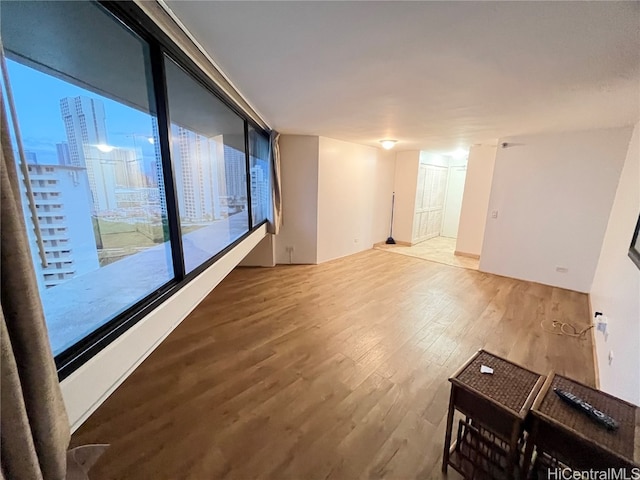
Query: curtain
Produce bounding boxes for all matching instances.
[267,131,282,235]
[0,92,70,479]
[0,64,107,480]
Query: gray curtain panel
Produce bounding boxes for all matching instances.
[0,93,70,479]
[268,131,282,235]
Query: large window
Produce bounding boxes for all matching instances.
[164,57,249,273]
[3,1,174,356]
[2,1,271,373]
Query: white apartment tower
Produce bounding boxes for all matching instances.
[23,164,99,291]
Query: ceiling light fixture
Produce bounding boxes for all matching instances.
[380,140,397,150]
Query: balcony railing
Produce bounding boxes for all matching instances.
[35,211,66,218]
[43,245,72,253]
[29,174,57,181]
[41,234,69,241]
[42,266,76,275]
[32,187,62,193]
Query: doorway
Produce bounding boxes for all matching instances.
[377,155,478,270]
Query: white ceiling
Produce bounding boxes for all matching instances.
[164,1,640,154]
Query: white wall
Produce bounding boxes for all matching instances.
[371,149,397,245]
[441,165,467,238]
[316,137,395,263]
[456,145,497,256]
[239,234,275,267]
[590,122,640,404]
[62,225,267,431]
[275,135,319,264]
[392,151,419,243]
[479,128,632,293]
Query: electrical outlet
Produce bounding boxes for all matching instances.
[491,210,498,219]
[555,266,569,273]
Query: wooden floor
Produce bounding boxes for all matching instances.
[375,237,479,271]
[71,249,596,480]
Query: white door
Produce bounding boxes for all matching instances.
[441,166,467,238]
[412,165,448,243]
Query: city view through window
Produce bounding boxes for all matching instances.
[3,0,271,374]
[7,57,174,355]
[164,55,253,273]
[7,54,267,355]
[249,126,272,227]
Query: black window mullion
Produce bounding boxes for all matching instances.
[150,43,185,281]
[244,120,253,231]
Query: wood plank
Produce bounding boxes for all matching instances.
[71,248,596,479]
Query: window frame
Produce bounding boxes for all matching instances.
[50,0,270,380]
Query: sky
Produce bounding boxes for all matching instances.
[7,59,157,165]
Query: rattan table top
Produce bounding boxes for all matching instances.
[453,350,543,415]
[536,374,637,460]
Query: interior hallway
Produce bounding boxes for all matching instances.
[71,249,595,479]
[376,236,480,271]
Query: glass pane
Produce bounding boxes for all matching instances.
[3,2,174,356]
[164,56,249,273]
[249,127,271,225]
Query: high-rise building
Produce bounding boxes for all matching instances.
[21,164,99,291]
[111,147,146,189]
[152,120,167,216]
[60,96,108,168]
[56,143,71,166]
[60,96,114,213]
[81,146,118,213]
[171,125,222,221]
[250,162,269,222]
[223,145,247,199]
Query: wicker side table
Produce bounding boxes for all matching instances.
[442,350,546,479]
[523,373,639,478]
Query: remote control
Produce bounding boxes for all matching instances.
[554,388,619,431]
